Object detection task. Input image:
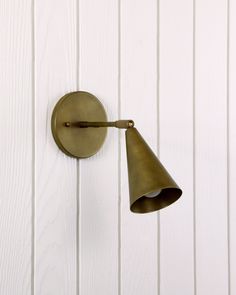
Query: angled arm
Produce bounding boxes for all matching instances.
[65,120,134,129]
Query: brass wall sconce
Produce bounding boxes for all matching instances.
[51,91,182,213]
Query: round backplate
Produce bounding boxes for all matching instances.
[51,91,107,158]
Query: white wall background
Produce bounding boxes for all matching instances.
[0,0,235,294]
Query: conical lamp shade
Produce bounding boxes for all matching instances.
[126,128,182,213]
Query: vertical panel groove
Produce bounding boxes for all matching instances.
[228,0,236,292]
[76,161,80,295]
[76,0,80,294]
[227,0,231,293]
[193,0,196,294]
[118,0,121,294]
[157,0,160,294]
[31,0,35,294]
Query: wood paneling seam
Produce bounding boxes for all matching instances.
[31,0,36,294]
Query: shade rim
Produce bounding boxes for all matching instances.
[130,187,182,214]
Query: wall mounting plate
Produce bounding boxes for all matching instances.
[51,91,107,158]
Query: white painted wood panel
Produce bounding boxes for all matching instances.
[34,0,77,294]
[120,0,158,294]
[195,0,229,294]
[0,0,33,294]
[229,0,236,293]
[79,0,119,294]
[159,0,194,293]
[0,1,235,294]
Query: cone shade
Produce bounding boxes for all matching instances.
[126,128,182,213]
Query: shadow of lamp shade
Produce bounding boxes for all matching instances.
[51,91,182,213]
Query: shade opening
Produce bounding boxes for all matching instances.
[130,188,182,213]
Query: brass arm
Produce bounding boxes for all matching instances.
[65,120,134,129]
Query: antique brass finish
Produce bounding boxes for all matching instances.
[51,91,107,158]
[51,90,182,213]
[126,128,182,213]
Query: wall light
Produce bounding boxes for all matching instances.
[51,91,182,213]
